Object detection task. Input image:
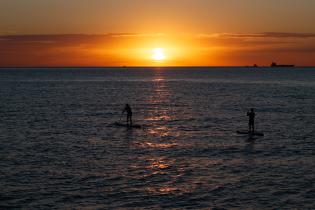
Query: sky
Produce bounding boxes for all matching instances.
[0,0,315,66]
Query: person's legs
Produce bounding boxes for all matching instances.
[249,121,254,132]
[127,115,132,126]
[249,121,255,132]
[252,121,255,132]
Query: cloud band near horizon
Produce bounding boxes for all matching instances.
[1,32,315,67]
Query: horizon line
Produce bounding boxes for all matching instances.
[1,65,314,69]
[1,32,315,38]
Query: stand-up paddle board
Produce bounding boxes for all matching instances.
[114,122,142,129]
[237,130,264,136]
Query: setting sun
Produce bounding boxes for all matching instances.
[152,48,166,61]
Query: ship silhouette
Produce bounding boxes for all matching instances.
[271,62,295,67]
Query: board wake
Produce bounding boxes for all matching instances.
[237,130,264,136]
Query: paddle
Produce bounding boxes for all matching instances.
[119,112,123,123]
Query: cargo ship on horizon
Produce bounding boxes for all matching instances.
[271,62,295,67]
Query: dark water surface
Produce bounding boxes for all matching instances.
[1,67,315,209]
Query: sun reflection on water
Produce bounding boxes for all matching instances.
[133,141,178,149]
[146,158,171,170]
[147,125,171,138]
[128,70,199,196]
[145,71,177,138]
[134,156,194,195]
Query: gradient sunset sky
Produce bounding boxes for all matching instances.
[1,0,315,67]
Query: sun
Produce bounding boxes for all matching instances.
[152,48,166,61]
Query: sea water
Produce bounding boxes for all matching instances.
[1,67,315,209]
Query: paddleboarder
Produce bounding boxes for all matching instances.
[122,104,132,126]
[247,108,255,133]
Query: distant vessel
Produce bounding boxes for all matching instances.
[271,62,295,67]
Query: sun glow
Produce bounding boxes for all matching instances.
[152,48,166,61]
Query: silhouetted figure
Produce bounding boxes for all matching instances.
[247,108,255,133]
[122,104,132,126]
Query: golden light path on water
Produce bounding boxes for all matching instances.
[128,69,226,196]
[132,70,186,195]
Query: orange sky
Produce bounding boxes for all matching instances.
[1,33,314,67]
[1,0,315,66]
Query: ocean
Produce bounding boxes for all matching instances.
[1,67,315,209]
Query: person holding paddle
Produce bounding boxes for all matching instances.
[236,108,263,137]
[122,104,133,126]
[247,108,255,133]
